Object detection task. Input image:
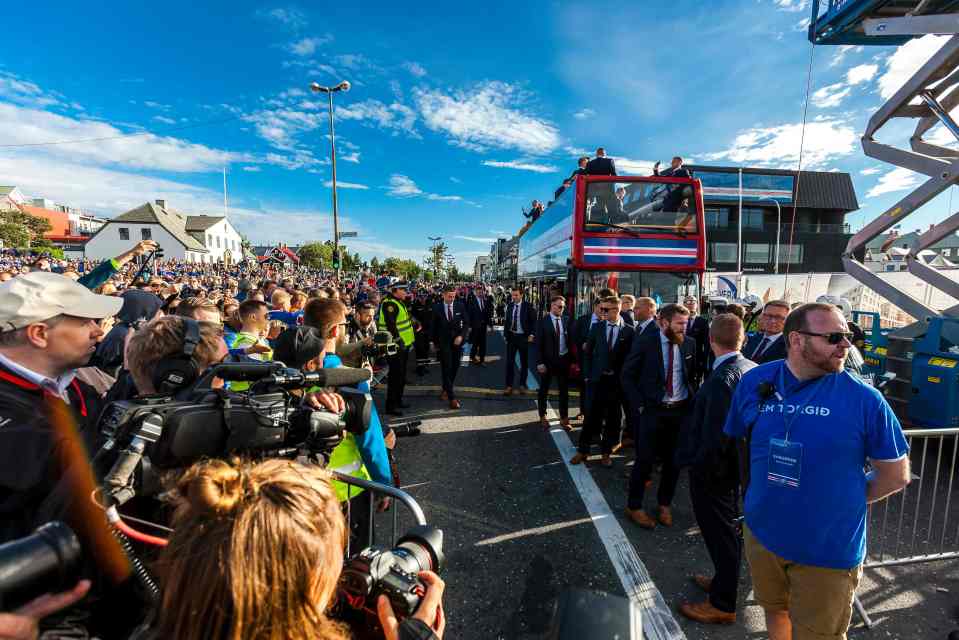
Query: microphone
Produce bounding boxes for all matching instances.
[757,381,783,402]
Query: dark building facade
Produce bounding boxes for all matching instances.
[688,165,860,274]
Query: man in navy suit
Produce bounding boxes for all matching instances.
[654,156,693,213]
[675,313,756,625]
[585,147,618,221]
[620,294,636,327]
[633,297,659,337]
[431,286,469,409]
[535,295,573,430]
[684,295,710,373]
[622,303,701,529]
[743,300,789,364]
[466,285,493,366]
[572,296,635,467]
[504,286,536,395]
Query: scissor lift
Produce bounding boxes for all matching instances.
[810,0,959,321]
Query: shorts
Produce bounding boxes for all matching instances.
[744,524,862,640]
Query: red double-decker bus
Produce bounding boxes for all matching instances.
[516,174,706,316]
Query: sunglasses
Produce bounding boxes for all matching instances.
[798,330,853,345]
[599,307,617,312]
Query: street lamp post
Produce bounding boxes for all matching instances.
[760,196,782,275]
[428,236,442,280]
[310,80,351,279]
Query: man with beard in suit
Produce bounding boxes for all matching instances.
[623,303,701,529]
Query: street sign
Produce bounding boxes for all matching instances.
[338,231,358,238]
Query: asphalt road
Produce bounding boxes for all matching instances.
[367,327,959,640]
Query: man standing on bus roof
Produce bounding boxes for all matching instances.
[504,286,536,396]
[655,156,693,213]
[586,147,617,221]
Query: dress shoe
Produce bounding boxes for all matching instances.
[600,455,613,468]
[678,600,735,625]
[693,574,713,593]
[503,386,513,396]
[657,506,673,527]
[540,416,551,429]
[440,391,448,401]
[519,385,530,394]
[560,418,572,432]
[569,452,588,465]
[625,508,656,529]
[449,399,461,410]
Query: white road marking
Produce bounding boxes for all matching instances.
[475,516,596,546]
[544,408,686,640]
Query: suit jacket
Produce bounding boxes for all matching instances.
[743,333,787,364]
[634,318,659,338]
[686,315,709,371]
[536,313,573,370]
[466,294,493,330]
[655,165,692,179]
[622,330,700,410]
[572,313,599,362]
[504,300,537,338]
[430,301,469,347]
[583,321,634,382]
[585,156,617,176]
[621,309,635,327]
[676,354,756,489]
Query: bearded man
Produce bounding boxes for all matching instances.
[622,303,702,529]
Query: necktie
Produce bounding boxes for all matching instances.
[554,317,561,351]
[447,304,452,322]
[666,343,675,397]
[753,336,771,359]
[607,323,616,350]
[512,306,519,332]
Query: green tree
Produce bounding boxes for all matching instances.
[298,242,333,269]
[0,209,52,248]
[370,256,381,272]
[0,222,29,248]
[423,241,450,280]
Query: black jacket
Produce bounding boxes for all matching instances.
[743,333,787,364]
[655,165,692,179]
[0,361,104,543]
[430,300,469,347]
[686,315,710,372]
[466,294,494,330]
[622,330,700,410]
[571,313,599,362]
[504,300,537,337]
[583,321,634,382]
[586,156,617,176]
[536,313,573,369]
[676,353,756,489]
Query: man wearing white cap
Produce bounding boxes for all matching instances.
[0,271,122,543]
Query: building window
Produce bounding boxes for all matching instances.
[141,228,151,240]
[741,208,764,230]
[945,248,952,257]
[776,243,804,264]
[119,227,129,240]
[207,234,212,247]
[216,236,221,248]
[710,242,738,263]
[745,243,769,263]
[705,208,729,229]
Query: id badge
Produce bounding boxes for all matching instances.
[767,438,803,489]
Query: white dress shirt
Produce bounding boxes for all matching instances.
[660,332,689,403]
[511,303,525,334]
[0,352,75,403]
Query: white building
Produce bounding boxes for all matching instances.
[0,186,27,211]
[473,255,491,281]
[85,200,242,263]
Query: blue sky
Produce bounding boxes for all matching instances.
[0,1,955,268]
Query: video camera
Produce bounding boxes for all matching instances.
[96,362,373,504]
[362,330,398,361]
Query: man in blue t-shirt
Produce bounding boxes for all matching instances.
[724,302,910,640]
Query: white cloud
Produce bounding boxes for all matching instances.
[340,151,361,163]
[614,156,658,175]
[242,165,262,172]
[454,235,495,244]
[773,0,809,11]
[258,7,308,30]
[322,180,368,190]
[336,99,418,137]
[482,160,558,174]
[403,61,427,77]
[867,167,922,198]
[860,166,882,176]
[812,82,851,108]
[704,118,857,169]
[879,35,949,99]
[289,35,331,57]
[413,81,560,155]
[449,176,462,183]
[573,108,596,120]
[245,107,323,150]
[829,45,863,68]
[152,115,176,125]
[386,174,462,202]
[143,100,170,111]
[0,72,59,107]
[847,63,878,85]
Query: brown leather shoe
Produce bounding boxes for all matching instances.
[449,399,461,410]
[693,574,713,593]
[440,390,448,401]
[569,452,588,465]
[657,506,673,527]
[678,600,735,625]
[503,386,513,396]
[625,508,656,529]
[600,455,612,468]
[540,416,551,429]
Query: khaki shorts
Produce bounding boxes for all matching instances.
[744,524,863,640]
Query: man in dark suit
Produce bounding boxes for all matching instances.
[535,295,573,430]
[684,295,710,373]
[632,297,659,337]
[504,286,536,395]
[571,297,604,420]
[567,156,589,182]
[654,156,693,213]
[585,147,617,222]
[466,285,493,366]
[431,286,469,409]
[572,296,634,467]
[623,303,701,529]
[675,314,755,625]
[620,294,636,327]
[743,300,789,364]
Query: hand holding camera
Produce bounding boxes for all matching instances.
[377,571,445,640]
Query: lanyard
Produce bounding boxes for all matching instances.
[777,362,826,443]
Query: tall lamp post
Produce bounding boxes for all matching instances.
[760,196,783,275]
[428,236,442,280]
[310,80,351,279]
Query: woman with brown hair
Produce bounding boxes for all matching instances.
[146,458,445,640]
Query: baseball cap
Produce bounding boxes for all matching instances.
[0,272,123,332]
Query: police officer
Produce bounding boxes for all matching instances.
[378,281,416,416]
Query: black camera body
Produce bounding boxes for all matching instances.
[339,525,444,618]
[361,330,398,362]
[0,522,81,612]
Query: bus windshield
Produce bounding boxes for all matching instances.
[574,270,700,318]
[584,180,698,233]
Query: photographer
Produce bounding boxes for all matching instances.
[142,458,444,640]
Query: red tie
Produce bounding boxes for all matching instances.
[665,344,674,397]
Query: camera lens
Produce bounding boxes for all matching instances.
[395,525,445,574]
[0,522,82,611]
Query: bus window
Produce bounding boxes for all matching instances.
[584,181,698,233]
[575,270,699,312]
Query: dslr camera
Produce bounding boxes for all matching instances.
[361,330,398,362]
[0,522,81,612]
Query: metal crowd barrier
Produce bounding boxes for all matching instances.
[855,427,959,628]
[332,471,427,557]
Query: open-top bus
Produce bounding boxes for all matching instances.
[516,173,706,317]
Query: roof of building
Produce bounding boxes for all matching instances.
[255,245,300,264]
[185,215,225,232]
[20,205,70,237]
[688,165,860,211]
[107,202,208,252]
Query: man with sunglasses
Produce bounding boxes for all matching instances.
[723,303,910,640]
[743,300,790,364]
